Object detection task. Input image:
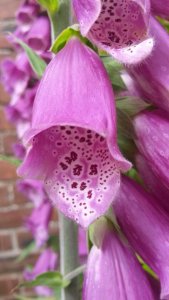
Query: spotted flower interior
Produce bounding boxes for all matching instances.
[31,125,120,227]
[89,0,147,49]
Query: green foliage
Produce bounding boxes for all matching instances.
[116,97,150,117]
[16,241,35,262]
[51,25,96,53]
[37,0,59,15]
[102,56,125,91]
[0,154,21,166]
[21,272,70,289]
[14,38,47,78]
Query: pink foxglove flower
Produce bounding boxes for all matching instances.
[114,176,169,299]
[1,52,32,96]
[25,200,52,247]
[26,15,51,52]
[128,17,169,112]
[151,0,169,19]
[24,248,58,297]
[83,228,155,300]
[72,0,154,64]
[136,154,169,214]
[78,227,88,263]
[133,109,169,189]
[16,0,40,28]
[18,38,131,228]
[17,179,46,207]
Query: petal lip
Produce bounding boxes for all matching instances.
[73,0,101,36]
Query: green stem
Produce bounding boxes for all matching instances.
[48,1,79,300]
[59,214,79,300]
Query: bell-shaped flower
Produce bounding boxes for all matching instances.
[1,52,32,96]
[114,176,169,299]
[17,179,46,207]
[83,227,155,300]
[78,227,88,263]
[133,109,169,189]
[136,154,169,214]
[25,200,52,247]
[128,17,169,112]
[12,143,26,160]
[24,248,58,297]
[16,0,40,30]
[150,0,169,19]
[72,0,154,64]
[18,38,131,228]
[26,15,51,52]
[5,84,37,125]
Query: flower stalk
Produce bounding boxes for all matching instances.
[49,1,80,299]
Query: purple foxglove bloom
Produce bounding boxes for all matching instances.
[24,248,58,297]
[136,154,169,213]
[114,176,169,299]
[25,200,52,247]
[26,16,51,52]
[150,0,169,19]
[72,0,154,64]
[78,227,88,263]
[5,85,37,125]
[1,52,32,95]
[16,1,40,26]
[18,38,131,228]
[16,120,31,139]
[128,17,169,112]
[133,109,169,189]
[17,179,46,207]
[83,228,155,300]
[12,143,26,160]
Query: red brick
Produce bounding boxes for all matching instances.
[0,185,9,206]
[0,254,39,274]
[0,234,12,251]
[0,207,32,229]
[13,186,28,205]
[0,107,14,130]
[0,275,19,296]
[3,133,17,155]
[0,84,10,104]
[0,34,12,50]
[17,230,33,249]
[0,161,17,180]
[0,0,20,19]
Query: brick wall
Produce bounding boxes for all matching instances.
[0,1,57,299]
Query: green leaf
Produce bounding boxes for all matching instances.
[16,241,35,262]
[137,256,158,279]
[102,56,125,91]
[89,217,109,248]
[21,272,70,289]
[116,96,150,117]
[14,37,47,78]
[51,25,80,53]
[37,0,59,14]
[0,154,21,166]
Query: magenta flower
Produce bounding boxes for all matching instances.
[5,85,37,125]
[26,15,51,52]
[114,176,169,299]
[16,0,40,27]
[133,109,169,189]
[128,17,169,112]
[1,52,32,95]
[18,38,131,228]
[72,0,154,64]
[17,179,46,207]
[12,143,26,160]
[136,154,169,214]
[151,0,169,19]
[24,248,58,297]
[25,200,52,247]
[78,227,88,263]
[83,227,155,300]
